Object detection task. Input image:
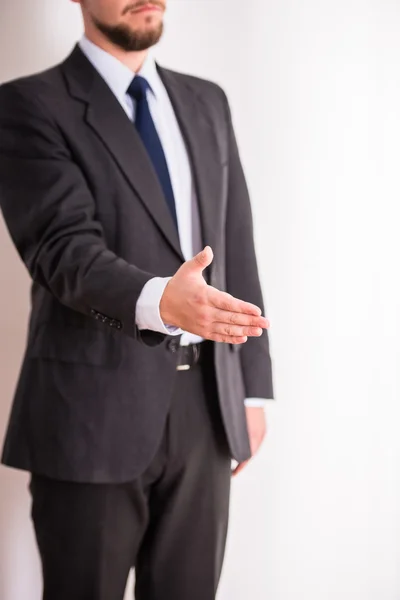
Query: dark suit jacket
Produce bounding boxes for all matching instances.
[0,44,274,483]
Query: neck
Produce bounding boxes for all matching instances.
[83,28,149,74]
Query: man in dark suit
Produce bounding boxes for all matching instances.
[0,1,274,598]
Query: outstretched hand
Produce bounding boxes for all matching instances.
[159,246,269,344]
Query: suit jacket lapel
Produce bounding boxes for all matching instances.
[157,66,222,265]
[61,45,223,268]
[62,45,183,260]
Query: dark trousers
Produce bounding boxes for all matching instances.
[29,341,232,600]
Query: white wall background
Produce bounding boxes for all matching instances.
[1,1,400,599]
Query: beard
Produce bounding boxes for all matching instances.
[92,15,164,52]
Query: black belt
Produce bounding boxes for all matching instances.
[166,338,212,371]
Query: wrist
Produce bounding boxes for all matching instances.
[159,280,178,327]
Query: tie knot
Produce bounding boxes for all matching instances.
[127,75,150,101]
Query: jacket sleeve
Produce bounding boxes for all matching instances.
[0,80,164,345]
[222,90,275,399]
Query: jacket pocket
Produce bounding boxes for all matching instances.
[28,322,122,367]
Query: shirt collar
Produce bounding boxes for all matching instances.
[78,35,162,101]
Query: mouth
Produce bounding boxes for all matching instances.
[130,4,162,13]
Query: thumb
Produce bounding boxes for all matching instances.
[183,246,214,274]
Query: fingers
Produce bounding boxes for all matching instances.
[212,335,248,344]
[211,308,269,329]
[232,460,249,477]
[208,288,262,317]
[204,321,263,343]
[212,323,264,339]
[182,246,214,275]
[205,307,269,341]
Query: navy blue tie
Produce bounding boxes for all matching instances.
[127,76,178,230]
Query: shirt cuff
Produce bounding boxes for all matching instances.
[244,398,270,408]
[136,276,183,336]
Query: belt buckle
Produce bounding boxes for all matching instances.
[176,363,190,371]
[176,344,199,371]
[176,344,190,371]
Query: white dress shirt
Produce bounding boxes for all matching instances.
[79,36,267,407]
